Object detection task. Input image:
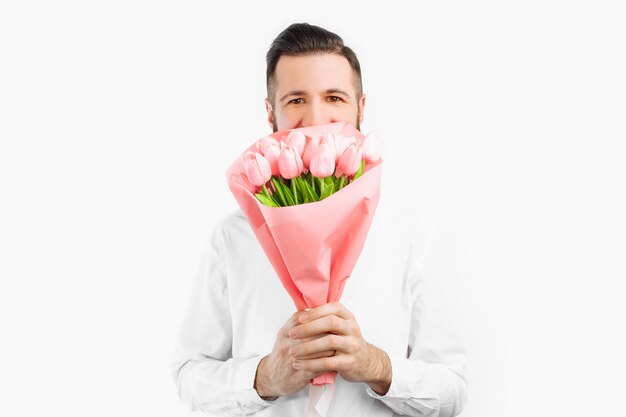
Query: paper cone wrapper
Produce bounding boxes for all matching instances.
[226,121,382,385]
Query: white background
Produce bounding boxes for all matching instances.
[1,1,624,416]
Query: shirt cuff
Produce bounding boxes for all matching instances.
[234,355,279,411]
[365,351,439,400]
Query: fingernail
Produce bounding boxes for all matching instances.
[293,361,300,369]
[299,313,309,322]
[289,347,297,356]
[289,328,297,338]
[304,308,311,311]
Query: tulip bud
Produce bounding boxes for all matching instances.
[334,134,357,162]
[285,130,306,156]
[278,145,304,179]
[361,132,381,163]
[302,136,321,168]
[319,133,337,162]
[337,144,363,177]
[231,173,257,193]
[309,142,336,178]
[255,136,280,152]
[259,143,280,176]
[243,152,272,187]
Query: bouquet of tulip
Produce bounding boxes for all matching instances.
[226,121,382,386]
[243,124,379,207]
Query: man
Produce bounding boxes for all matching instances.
[171,23,468,416]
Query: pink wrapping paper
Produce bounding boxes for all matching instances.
[226,121,382,385]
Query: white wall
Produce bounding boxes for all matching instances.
[1,1,624,416]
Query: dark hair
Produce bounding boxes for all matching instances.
[265,23,363,109]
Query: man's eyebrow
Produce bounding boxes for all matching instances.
[280,90,307,103]
[324,88,351,98]
[279,88,351,103]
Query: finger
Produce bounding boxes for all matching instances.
[298,350,335,360]
[298,302,354,324]
[289,334,351,358]
[288,333,328,353]
[290,315,349,339]
[293,354,354,373]
[288,333,326,352]
[281,311,302,337]
[300,334,326,342]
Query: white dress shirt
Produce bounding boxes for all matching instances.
[171,193,468,416]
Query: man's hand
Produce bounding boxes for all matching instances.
[287,302,392,396]
[254,311,335,399]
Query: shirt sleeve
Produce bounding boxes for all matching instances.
[366,208,469,417]
[170,221,276,416]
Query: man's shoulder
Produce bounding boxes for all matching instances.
[208,208,252,246]
[215,207,249,228]
[216,208,248,228]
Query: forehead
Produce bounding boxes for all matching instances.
[274,53,356,95]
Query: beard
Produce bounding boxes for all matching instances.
[272,107,361,133]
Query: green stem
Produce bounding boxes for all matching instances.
[291,179,298,205]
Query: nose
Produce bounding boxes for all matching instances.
[301,99,332,127]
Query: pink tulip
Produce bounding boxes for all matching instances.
[333,134,357,162]
[302,135,321,168]
[259,142,280,176]
[232,172,257,193]
[361,132,381,162]
[285,130,306,156]
[255,136,280,152]
[337,143,363,177]
[278,145,304,179]
[319,133,337,162]
[243,152,272,187]
[309,142,336,178]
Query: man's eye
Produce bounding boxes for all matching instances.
[289,98,303,105]
[328,96,343,102]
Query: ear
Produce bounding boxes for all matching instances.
[358,93,366,125]
[265,98,275,131]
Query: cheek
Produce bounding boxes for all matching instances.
[331,105,359,121]
[335,102,358,114]
[276,110,301,130]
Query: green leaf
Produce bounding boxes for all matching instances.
[353,160,365,181]
[337,175,347,191]
[295,177,310,203]
[271,178,287,206]
[320,180,335,200]
[255,193,279,207]
[290,179,297,205]
[303,178,319,201]
[269,192,281,207]
[263,183,280,206]
[281,180,295,206]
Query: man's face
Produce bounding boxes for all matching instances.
[265,53,366,132]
